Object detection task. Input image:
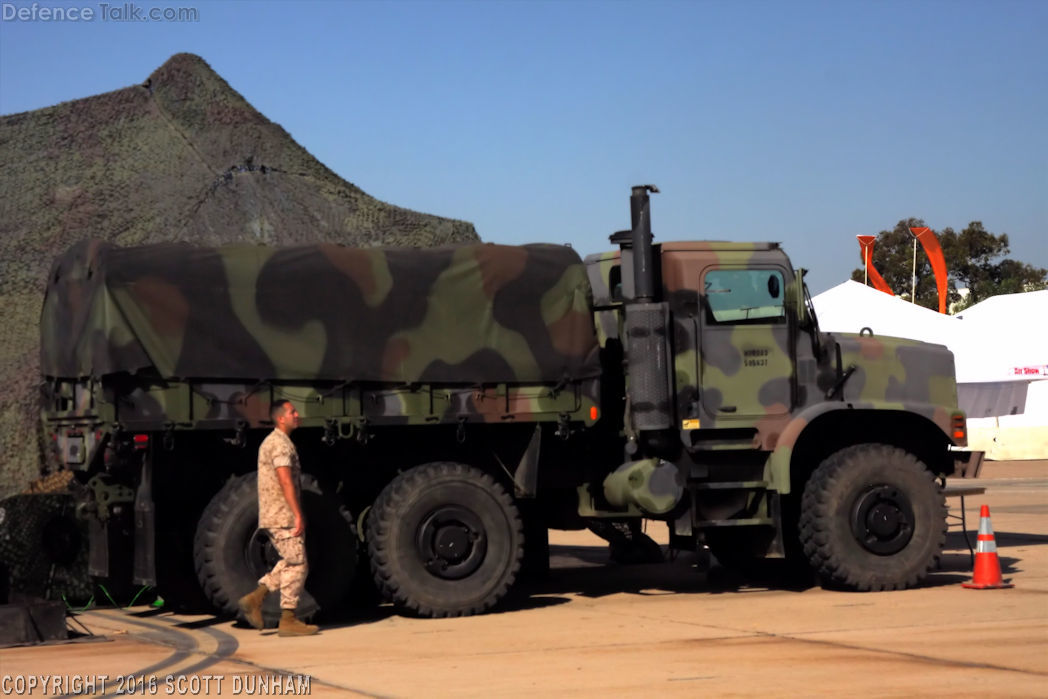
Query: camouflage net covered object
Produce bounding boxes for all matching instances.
[0,53,479,497]
[42,240,601,384]
[0,493,92,603]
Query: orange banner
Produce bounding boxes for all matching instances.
[910,227,948,314]
[857,235,894,296]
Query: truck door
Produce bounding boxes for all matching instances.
[698,267,793,423]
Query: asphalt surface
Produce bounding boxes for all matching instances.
[4,460,1046,697]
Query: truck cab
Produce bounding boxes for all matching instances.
[589,241,802,436]
[582,186,969,584]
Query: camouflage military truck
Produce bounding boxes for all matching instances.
[39,186,975,620]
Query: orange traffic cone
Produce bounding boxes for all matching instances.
[962,505,1013,589]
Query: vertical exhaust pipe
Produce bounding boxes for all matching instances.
[630,185,659,303]
[622,184,672,434]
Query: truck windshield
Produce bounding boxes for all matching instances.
[704,269,786,324]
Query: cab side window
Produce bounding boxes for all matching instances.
[704,269,786,324]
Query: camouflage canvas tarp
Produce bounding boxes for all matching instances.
[41,240,600,384]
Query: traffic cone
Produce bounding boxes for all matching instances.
[962,505,1013,589]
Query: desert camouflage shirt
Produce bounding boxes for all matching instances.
[257,429,301,529]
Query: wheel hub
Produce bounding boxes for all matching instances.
[850,485,914,555]
[416,506,487,580]
[434,526,471,561]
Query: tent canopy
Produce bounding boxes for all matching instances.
[813,281,1047,384]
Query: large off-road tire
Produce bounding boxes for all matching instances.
[799,444,946,591]
[193,473,358,625]
[366,462,523,617]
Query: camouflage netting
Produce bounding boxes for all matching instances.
[0,493,93,603]
[0,53,479,498]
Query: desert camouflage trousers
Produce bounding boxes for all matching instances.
[257,528,308,610]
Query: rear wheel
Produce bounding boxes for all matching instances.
[799,444,946,591]
[367,462,523,617]
[193,473,358,625]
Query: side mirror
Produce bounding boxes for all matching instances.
[788,269,811,327]
[767,274,781,299]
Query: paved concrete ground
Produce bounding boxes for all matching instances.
[4,460,1046,697]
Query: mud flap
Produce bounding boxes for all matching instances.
[513,424,542,497]
[133,451,156,586]
[87,518,109,578]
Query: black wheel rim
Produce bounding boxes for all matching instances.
[415,505,487,580]
[850,485,915,555]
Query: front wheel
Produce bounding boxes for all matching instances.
[799,444,946,591]
[366,462,523,617]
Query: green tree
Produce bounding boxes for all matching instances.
[850,220,1047,312]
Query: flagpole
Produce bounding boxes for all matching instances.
[911,236,917,304]
[864,246,869,286]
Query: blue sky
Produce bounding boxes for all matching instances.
[1,0,1045,294]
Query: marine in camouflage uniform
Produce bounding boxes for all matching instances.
[238,400,317,636]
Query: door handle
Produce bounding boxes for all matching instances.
[719,406,737,413]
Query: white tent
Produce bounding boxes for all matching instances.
[811,281,958,349]
[953,290,1048,459]
[812,282,1048,460]
[954,289,1048,383]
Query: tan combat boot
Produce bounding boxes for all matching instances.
[237,584,269,630]
[277,608,319,637]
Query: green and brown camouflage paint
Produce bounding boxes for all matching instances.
[585,240,964,497]
[42,233,964,507]
[42,240,599,384]
[40,240,603,471]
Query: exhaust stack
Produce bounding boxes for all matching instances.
[630,185,659,302]
[621,185,673,434]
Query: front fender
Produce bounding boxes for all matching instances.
[764,399,955,495]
